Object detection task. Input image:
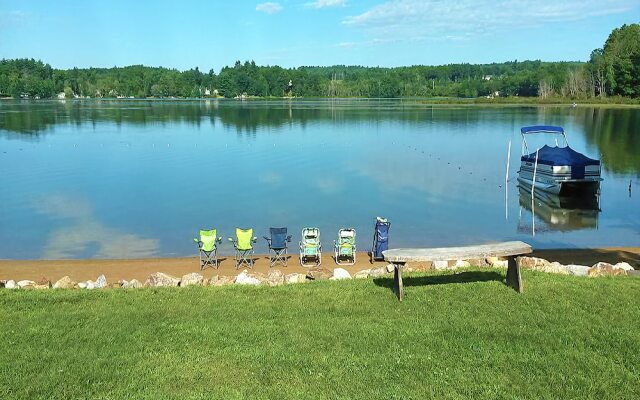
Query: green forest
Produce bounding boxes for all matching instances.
[1,24,638,100]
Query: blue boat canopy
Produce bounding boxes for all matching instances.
[521,125,565,134]
[521,145,600,167]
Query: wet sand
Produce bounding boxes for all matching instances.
[1,248,638,283]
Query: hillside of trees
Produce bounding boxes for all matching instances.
[1,24,638,100]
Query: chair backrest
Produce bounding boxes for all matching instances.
[375,219,390,242]
[200,229,218,252]
[373,218,390,259]
[338,228,356,246]
[270,227,288,249]
[302,227,320,247]
[236,228,254,250]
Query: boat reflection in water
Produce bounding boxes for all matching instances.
[517,185,601,234]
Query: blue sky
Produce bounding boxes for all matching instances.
[1,0,638,71]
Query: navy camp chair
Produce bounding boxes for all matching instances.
[371,217,390,263]
[264,227,292,267]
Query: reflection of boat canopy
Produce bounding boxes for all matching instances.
[517,125,602,195]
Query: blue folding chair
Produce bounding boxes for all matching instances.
[264,227,292,267]
[371,217,390,263]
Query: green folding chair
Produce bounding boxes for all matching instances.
[193,229,222,270]
[299,227,322,267]
[334,228,356,265]
[228,228,257,269]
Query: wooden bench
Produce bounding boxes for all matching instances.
[383,241,532,301]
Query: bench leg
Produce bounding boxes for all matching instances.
[393,263,404,301]
[506,256,523,293]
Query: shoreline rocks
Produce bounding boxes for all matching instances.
[2,257,637,292]
[4,280,17,289]
[266,270,285,286]
[368,266,387,277]
[517,257,633,277]
[144,272,180,287]
[180,272,204,287]
[285,273,307,284]
[330,268,352,280]
[17,280,36,289]
[306,268,333,281]
[95,275,107,289]
[234,270,262,285]
[354,269,371,279]
[53,276,76,289]
[587,262,628,277]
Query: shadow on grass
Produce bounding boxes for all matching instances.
[373,270,505,291]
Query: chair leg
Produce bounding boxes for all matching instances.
[271,249,286,268]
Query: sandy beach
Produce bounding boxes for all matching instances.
[0,252,387,282]
[1,248,638,283]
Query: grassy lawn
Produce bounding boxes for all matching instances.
[1,269,639,399]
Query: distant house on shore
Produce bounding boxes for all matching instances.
[203,88,211,96]
[482,75,493,81]
[57,92,66,99]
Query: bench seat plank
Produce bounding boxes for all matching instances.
[382,241,532,263]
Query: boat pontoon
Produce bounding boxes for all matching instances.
[517,126,601,195]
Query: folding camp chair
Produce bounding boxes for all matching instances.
[193,229,222,270]
[334,228,356,265]
[228,228,257,269]
[299,227,321,267]
[264,227,291,267]
[371,217,390,263]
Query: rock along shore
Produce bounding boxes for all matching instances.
[1,256,636,291]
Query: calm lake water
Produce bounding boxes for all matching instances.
[0,99,638,259]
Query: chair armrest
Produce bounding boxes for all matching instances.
[286,235,292,242]
[193,238,200,243]
[252,237,258,243]
[217,237,222,243]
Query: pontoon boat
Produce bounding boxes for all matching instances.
[517,126,601,195]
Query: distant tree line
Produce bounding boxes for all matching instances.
[1,24,638,100]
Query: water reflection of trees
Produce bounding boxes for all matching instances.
[0,100,518,134]
[575,108,640,174]
[1,100,638,174]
